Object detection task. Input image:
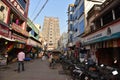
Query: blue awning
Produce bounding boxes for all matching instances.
[83,32,120,45]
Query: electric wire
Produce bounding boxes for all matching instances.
[30,0,41,18]
[32,0,49,22]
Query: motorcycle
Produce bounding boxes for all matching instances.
[99,64,120,80]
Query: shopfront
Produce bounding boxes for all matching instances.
[83,22,120,68]
[0,23,14,65]
[27,38,41,59]
[5,32,27,63]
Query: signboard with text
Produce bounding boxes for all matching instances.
[0,24,9,37]
[83,21,120,44]
[12,33,27,43]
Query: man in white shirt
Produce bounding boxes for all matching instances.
[17,50,25,72]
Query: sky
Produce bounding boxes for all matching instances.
[28,0,74,35]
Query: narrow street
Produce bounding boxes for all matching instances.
[0,59,71,80]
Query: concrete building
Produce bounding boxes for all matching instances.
[72,0,85,48]
[82,0,120,67]
[42,16,60,50]
[0,0,29,64]
[67,0,105,61]
[26,18,42,58]
[67,4,74,48]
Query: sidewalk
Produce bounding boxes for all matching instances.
[0,59,71,80]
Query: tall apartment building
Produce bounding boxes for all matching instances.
[42,16,60,50]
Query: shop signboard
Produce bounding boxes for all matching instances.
[27,38,38,47]
[7,0,24,14]
[11,23,29,37]
[0,24,9,37]
[12,33,27,43]
[83,21,120,45]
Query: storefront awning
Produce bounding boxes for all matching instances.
[0,35,15,42]
[83,32,120,45]
[15,40,26,44]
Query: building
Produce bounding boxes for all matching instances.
[67,0,105,61]
[67,4,74,48]
[69,0,85,60]
[0,0,29,64]
[82,0,120,68]
[26,18,42,58]
[42,16,60,50]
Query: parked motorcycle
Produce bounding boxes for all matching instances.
[71,64,86,80]
[98,64,120,80]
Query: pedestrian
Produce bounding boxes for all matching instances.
[4,52,8,65]
[17,50,25,73]
[49,54,53,67]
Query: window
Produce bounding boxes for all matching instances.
[79,19,84,34]
[34,32,37,37]
[114,5,120,20]
[31,30,34,36]
[30,31,37,37]
[102,11,113,25]
[70,14,72,20]
[26,26,32,32]
[75,28,77,32]
[70,34,73,42]
[95,19,101,29]
[18,0,26,9]
[49,43,53,45]
[78,3,84,18]
[74,23,78,32]
[70,24,72,31]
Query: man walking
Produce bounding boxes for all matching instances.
[17,50,25,72]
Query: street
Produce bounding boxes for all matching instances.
[0,59,71,80]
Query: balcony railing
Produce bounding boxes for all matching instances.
[11,23,29,37]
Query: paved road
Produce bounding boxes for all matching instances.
[0,59,71,80]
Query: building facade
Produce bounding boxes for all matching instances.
[82,0,120,68]
[67,4,74,48]
[0,0,29,64]
[26,18,42,58]
[42,16,60,50]
[67,0,105,62]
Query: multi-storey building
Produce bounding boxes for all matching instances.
[26,18,42,58]
[0,0,29,64]
[82,0,120,68]
[68,0,85,60]
[72,0,85,48]
[67,4,74,48]
[42,16,60,50]
[67,0,105,61]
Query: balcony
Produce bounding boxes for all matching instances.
[11,23,29,37]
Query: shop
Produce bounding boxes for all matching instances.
[83,22,120,68]
[6,32,27,63]
[27,38,42,59]
[0,23,14,65]
[0,37,15,65]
